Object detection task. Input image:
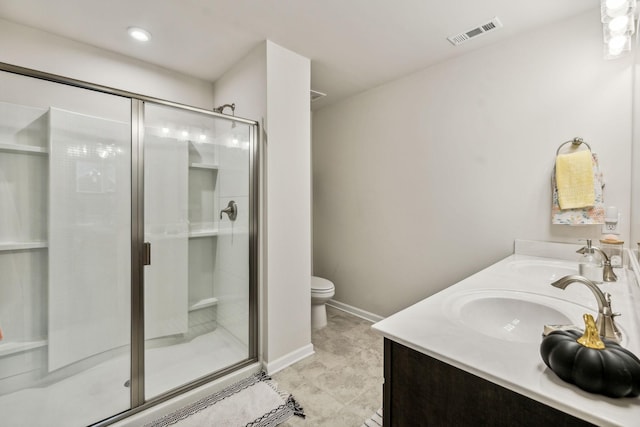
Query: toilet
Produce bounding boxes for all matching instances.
[311,276,335,329]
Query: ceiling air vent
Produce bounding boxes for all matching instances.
[447,17,503,46]
[310,89,327,102]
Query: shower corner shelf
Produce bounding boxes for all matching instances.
[188,297,218,312]
[0,142,48,155]
[0,241,48,252]
[189,162,218,170]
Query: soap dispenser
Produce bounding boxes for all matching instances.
[578,239,603,283]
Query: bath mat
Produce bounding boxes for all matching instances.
[361,408,383,427]
[145,371,304,427]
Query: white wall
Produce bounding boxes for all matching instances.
[212,44,267,124]
[312,9,634,318]
[0,18,214,108]
[213,41,312,372]
[631,48,640,246]
[264,41,312,369]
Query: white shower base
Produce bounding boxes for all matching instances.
[0,327,246,427]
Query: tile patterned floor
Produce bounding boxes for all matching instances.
[273,306,384,426]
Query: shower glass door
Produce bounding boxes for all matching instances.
[0,64,258,425]
[143,102,254,399]
[0,70,132,426]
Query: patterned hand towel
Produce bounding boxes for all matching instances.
[551,152,605,225]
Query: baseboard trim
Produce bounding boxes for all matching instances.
[327,299,385,323]
[264,343,315,375]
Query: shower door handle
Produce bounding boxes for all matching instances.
[143,242,151,265]
[220,200,238,221]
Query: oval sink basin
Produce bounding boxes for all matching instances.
[446,290,588,343]
[508,259,578,282]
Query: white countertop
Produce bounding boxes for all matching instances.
[372,240,640,427]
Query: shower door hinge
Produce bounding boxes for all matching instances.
[143,242,151,266]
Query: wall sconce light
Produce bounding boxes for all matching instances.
[601,0,637,59]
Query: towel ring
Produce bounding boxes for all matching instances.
[556,137,591,155]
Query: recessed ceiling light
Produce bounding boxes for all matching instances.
[127,27,151,42]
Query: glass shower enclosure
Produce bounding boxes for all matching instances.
[142,102,256,400]
[0,65,258,426]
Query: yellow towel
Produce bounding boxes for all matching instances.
[555,150,595,209]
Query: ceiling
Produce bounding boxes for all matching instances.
[0,0,599,110]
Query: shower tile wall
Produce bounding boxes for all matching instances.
[145,133,189,340]
[0,69,133,426]
[214,125,251,347]
[48,108,131,371]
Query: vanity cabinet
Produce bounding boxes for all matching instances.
[383,339,595,426]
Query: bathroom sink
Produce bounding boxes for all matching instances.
[446,290,588,343]
[508,259,578,282]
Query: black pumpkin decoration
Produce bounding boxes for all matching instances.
[540,313,640,398]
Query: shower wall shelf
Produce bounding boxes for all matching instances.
[188,297,218,312]
[0,340,47,357]
[0,104,48,382]
[189,163,218,170]
[0,142,48,154]
[186,140,220,340]
[188,229,219,238]
[0,242,47,251]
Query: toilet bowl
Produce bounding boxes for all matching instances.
[311,276,335,329]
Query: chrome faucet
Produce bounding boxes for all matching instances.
[576,242,617,282]
[551,275,622,343]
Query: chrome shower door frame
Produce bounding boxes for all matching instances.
[0,62,260,426]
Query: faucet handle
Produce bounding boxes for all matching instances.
[598,292,623,343]
[219,200,238,221]
[604,293,621,318]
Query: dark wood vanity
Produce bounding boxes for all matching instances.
[383,339,595,426]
